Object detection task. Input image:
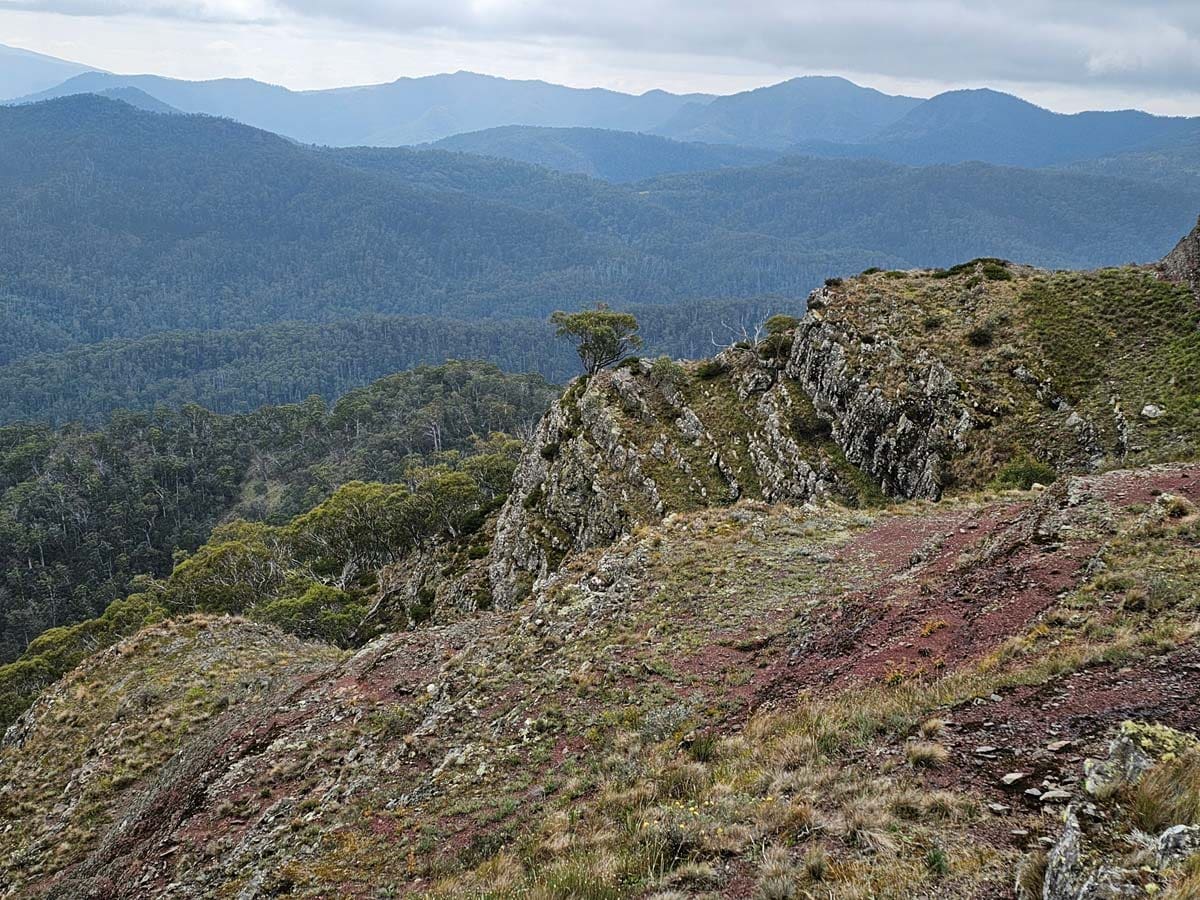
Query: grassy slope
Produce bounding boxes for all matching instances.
[2,467,1197,897]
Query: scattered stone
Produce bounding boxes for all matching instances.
[1140,404,1164,419]
[1156,824,1200,868]
[1046,740,1072,752]
[1040,790,1071,804]
[988,803,1011,814]
[1001,772,1027,786]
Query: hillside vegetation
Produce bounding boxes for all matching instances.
[2,221,1200,891]
[2,95,1199,425]
[0,362,556,669]
[432,126,780,181]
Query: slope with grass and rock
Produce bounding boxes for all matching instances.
[2,225,1199,898]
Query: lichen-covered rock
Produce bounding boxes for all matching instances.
[487,355,870,605]
[1042,809,1142,900]
[1156,824,1200,868]
[1162,214,1200,299]
[786,289,971,499]
[1037,721,1200,900]
[1084,721,1198,797]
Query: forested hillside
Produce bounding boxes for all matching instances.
[0,362,556,664]
[2,94,1198,425]
[432,125,779,181]
[0,301,774,424]
[793,88,1200,167]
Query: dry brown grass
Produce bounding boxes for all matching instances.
[905,741,950,768]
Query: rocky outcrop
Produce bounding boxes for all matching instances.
[487,354,862,605]
[1038,722,1200,900]
[1162,214,1200,299]
[785,288,972,499]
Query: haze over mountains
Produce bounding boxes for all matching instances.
[9,52,1199,175]
[0,43,96,100]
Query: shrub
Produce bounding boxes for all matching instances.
[649,355,684,388]
[696,359,727,380]
[995,455,1057,490]
[967,325,994,347]
[824,277,844,288]
[758,333,794,360]
[982,262,1014,281]
[765,314,800,335]
[254,583,367,647]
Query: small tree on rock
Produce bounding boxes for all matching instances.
[550,304,642,375]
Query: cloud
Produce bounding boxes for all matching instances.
[0,0,279,24]
[4,0,1200,97]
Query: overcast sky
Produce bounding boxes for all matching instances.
[3,1,1200,114]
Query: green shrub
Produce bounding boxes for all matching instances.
[758,333,794,360]
[967,325,994,348]
[995,455,1057,489]
[696,359,727,380]
[765,314,800,335]
[254,583,367,647]
[649,355,684,388]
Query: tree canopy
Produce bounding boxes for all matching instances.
[550,304,643,374]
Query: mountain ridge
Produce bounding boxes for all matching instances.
[0,43,98,101]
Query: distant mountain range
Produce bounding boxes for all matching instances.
[17,69,713,146]
[0,43,97,100]
[1,93,1197,423]
[10,50,1199,176]
[793,88,1200,168]
[656,75,922,147]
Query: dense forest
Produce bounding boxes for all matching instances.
[0,361,557,664]
[1,96,1198,427]
[431,126,780,181]
[0,301,775,424]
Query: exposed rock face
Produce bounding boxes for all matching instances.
[488,354,862,605]
[1162,214,1200,299]
[785,288,972,499]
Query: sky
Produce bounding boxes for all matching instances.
[3,1,1200,114]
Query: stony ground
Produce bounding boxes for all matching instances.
[2,462,1196,898]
